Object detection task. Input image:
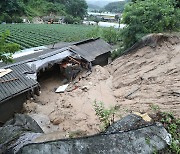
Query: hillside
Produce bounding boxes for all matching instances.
[87,4,100,11]
[103,0,131,13]
[0,0,87,23]
[86,0,114,8]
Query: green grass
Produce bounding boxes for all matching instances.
[150,104,180,154]
[0,24,95,49]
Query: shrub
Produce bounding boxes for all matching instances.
[121,0,180,49]
[93,101,119,130]
[0,13,12,23]
[64,15,74,24]
[87,26,120,44]
[0,31,20,63]
[102,27,119,44]
[86,26,101,38]
[12,16,23,23]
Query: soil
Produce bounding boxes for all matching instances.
[23,34,180,140]
[110,34,180,117]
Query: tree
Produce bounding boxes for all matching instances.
[121,0,180,49]
[0,0,25,16]
[102,27,119,44]
[0,0,88,21]
[103,0,130,13]
[65,0,88,19]
[0,31,20,63]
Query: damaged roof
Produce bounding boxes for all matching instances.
[0,38,111,103]
[0,38,112,68]
[0,63,39,103]
[70,38,112,61]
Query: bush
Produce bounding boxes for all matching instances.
[93,101,119,130]
[121,0,180,49]
[11,16,23,23]
[0,31,20,63]
[64,15,74,24]
[0,13,12,23]
[87,26,120,44]
[86,26,101,38]
[102,27,120,44]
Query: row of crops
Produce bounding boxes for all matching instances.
[0,24,94,49]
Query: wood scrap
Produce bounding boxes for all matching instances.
[0,78,19,83]
[68,56,81,65]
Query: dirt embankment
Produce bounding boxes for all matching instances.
[110,34,180,117]
[24,33,180,140]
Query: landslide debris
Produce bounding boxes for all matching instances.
[110,33,180,117]
[23,33,180,141]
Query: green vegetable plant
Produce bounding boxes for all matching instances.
[93,100,119,130]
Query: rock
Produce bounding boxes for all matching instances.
[23,101,37,113]
[81,85,89,92]
[0,114,43,154]
[0,114,171,154]
[51,117,64,125]
[28,114,57,133]
[18,114,170,154]
[62,103,73,108]
[49,112,65,125]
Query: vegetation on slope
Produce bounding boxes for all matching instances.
[112,0,180,58]
[0,0,88,23]
[103,0,131,13]
[150,105,180,154]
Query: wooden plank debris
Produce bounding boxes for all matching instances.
[0,69,12,78]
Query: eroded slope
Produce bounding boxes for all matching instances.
[110,34,180,117]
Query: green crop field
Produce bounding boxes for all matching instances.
[0,24,94,49]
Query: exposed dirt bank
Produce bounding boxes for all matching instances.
[110,34,180,117]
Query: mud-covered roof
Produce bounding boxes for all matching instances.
[71,38,112,61]
[0,63,39,103]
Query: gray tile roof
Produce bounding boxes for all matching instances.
[0,43,73,68]
[0,63,39,103]
[71,38,112,61]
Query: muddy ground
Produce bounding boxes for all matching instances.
[23,34,180,140]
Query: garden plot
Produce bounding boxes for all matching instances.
[0,24,94,49]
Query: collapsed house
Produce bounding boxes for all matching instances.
[0,64,39,123]
[0,38,112,123]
